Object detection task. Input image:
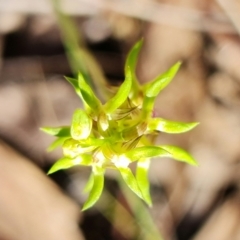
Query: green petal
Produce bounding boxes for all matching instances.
[40,126,71,137]
[82,167,105,211]
[48,157,73,174]
[141,62,181,118]
[104,67,132,113]
[78,73,102,111]
[71,109,92,140]
[148,118,199,134]
[144,62,181,98]
[159,145,198,166]
[117,166,144,201]
[136,159,152,206]
[125,39,143,91]
[48,154,92,174]
[125,146,170,161]
[83,173,94,193]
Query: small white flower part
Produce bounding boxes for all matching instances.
[112,154,131,168]
[99,113,109,131]
[106,113,112,120]
[156,120,166,131]
[101,122,109,131]
[73,156,83,165]
[137,159,150,169]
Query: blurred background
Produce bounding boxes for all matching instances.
[1,0,240,239]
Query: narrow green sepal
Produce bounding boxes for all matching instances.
[104,67,132,113]
[78,73,102,111]
[144,62,181,98]
[48,154,92,174]
[82,167,105,211]
[148,118,199,134]
[48,157,77,174]
[125,39,143,91]
[125,39,143,75]
[83,173,94,193]
[159,145,198,166]
[136,159,152,206]
[125,146,170,162]
[40,126,71,137]
[117,166,144,201]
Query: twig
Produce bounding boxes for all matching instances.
[0,0,237,33]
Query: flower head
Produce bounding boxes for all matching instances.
[41,40,198,210]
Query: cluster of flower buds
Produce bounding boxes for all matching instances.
[42,41,198,210]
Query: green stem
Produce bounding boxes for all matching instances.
[51,0,110,101]
[119,178,164,240]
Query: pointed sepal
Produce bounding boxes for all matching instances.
[104,67,132,113]
[148,118,199,134]
[125,39,143,91]
[159,145,198,166]
[136,159,152,206]
[48,154,91,174]
[40,126,71,137]
[144,62,181,97]
[124,146,170,162]
[117,166,144,201]
[78,73,102,111]
[82,167,105,211]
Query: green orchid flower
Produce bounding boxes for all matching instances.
[41,40,198,210]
